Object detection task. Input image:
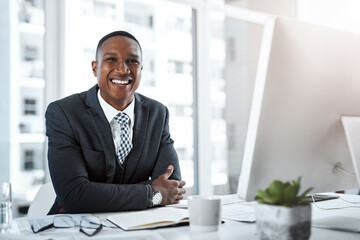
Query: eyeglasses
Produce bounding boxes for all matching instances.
[79,216,103,237]
[31,215,103,237]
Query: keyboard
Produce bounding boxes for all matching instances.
[220,194,245,205]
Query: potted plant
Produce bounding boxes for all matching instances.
[255,177,313,240]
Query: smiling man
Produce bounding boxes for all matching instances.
[45,31,186,214]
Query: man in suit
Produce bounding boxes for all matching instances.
[46,31,186,214]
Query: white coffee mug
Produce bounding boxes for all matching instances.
[188,195,222,232]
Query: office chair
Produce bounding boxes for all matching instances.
[27,182,56,218]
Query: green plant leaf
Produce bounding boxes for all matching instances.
[254,176,314,206]
[283,183,297,205]
[297,187,314,203]
[267,180,285,204]
[255,189,273,204]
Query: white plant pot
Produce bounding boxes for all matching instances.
[256,203,311,240]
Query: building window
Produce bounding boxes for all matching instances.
[93,0,116,19]
[24,98,37,115]
[168,60,192,74]
[24,150,35,170]
[124,12,154,29]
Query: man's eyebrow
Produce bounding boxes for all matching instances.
[128,53,140,59]
[103,52,118,57]
[102,52,140,59]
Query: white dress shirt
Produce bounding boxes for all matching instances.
[97,90,135,155]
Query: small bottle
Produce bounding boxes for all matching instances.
[0,182,12,233]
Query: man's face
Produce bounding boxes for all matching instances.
[92,36,143,110]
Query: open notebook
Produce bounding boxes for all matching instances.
[107,207,189,231]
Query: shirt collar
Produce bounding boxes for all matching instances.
[97,90,135,126]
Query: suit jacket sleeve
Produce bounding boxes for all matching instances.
[46,101,151,214]
[139,106,182,185]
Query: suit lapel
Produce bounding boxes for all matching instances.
[125,93,149,180]
[86,85,116,182]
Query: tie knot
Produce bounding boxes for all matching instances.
[114,112,130,125]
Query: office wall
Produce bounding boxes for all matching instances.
[297,0,360,34]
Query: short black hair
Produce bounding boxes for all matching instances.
[95,30,142,61]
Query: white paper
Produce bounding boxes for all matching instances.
[222,201,257,223]
[312,216,360,233]
[73,231,167,240]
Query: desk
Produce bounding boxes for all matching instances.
[2,193,360,240]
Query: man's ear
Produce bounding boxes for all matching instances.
[91,61,98,77]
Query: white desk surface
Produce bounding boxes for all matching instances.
[2,193,360,240]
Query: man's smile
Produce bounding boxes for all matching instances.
[110,78,133,86]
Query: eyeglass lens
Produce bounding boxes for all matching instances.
[80,216,102,237]
[53,216,76,228]
[31,215,75,234]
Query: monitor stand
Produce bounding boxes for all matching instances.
[341,116,360,189]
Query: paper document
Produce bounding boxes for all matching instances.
[312,216,360,233]
[165,199,188,209]
[167,194,245,209]
[222,201,257,223]
[167,194,256,223]
[73,231,167,240]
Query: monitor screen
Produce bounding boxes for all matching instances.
[237,16,360,201]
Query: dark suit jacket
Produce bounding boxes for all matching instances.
[45,84,181,214]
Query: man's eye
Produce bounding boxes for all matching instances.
[105,57,117,62]
[127,59,139,64]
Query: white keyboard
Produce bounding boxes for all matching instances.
[220,194,245,205]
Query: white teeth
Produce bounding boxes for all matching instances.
[112,79,129,84]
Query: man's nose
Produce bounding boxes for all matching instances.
[115,61,130,74]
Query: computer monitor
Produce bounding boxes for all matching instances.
[237,16,360,201]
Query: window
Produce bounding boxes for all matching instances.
[169,104,193,118]
[209,12,228,192]
[223,17,264,193]
[63,0,196,193]
[84,0,116,19]
[167,60,192,74]
[21,143,44,171]
[24,150,35,170]
[24,98,37,115]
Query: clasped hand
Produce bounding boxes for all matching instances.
[151,165,186,205]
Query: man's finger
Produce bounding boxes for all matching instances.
[177,188,186,195]
[175,194,184,201]
[178,180,186,187]
[163,165,174,179]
